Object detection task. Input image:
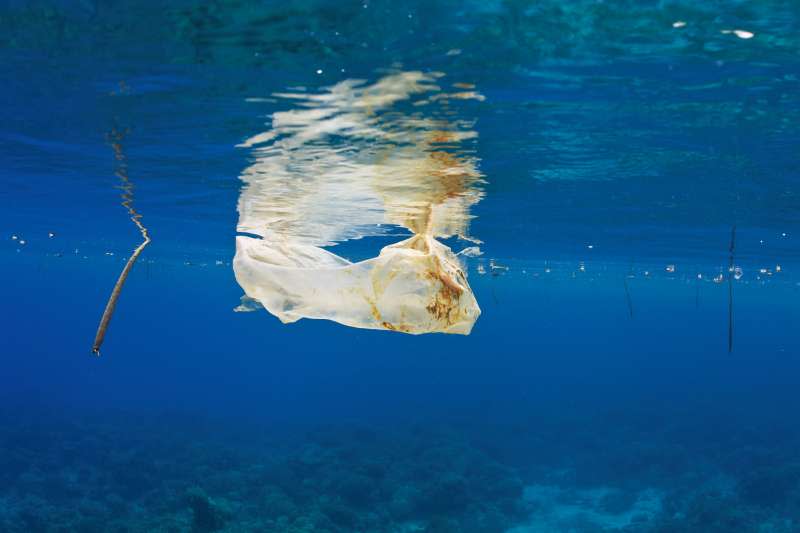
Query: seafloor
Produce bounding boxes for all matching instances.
[2,407,799,533]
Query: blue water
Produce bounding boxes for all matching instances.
[2,1,799,532]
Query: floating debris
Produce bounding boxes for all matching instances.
[489,259,509,276]
[233,72,484,335]
[92,127,152,356]
[721,29,755,39]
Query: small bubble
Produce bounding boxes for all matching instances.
[316,69,323,75]
[19,240,26,245]
[48,232,55,238]
[11,234,18,240]
[672,21,686,28]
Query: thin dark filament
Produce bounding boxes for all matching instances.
[622,259,633,318]
[92,128,151,356]
[728,224,736,354]
[623,277,634,319]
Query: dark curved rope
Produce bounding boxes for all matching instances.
[92,128,151,356]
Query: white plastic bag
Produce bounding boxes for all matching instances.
[234,71,484,334]
[235,233,479,334]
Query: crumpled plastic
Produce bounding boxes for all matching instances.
[235,234,479,334]
[233,71,484,334]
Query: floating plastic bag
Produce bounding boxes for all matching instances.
[233,71,484,334]
[235,233,479,334]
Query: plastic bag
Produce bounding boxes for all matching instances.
[235,233,479,334]
[233,71,484,334]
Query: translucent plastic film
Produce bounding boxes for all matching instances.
[234,71,485,334]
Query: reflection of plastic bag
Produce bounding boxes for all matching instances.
[234,233,480,334]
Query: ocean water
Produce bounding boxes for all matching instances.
[1,1,799,532]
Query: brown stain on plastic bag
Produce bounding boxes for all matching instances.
[424,258,468,328]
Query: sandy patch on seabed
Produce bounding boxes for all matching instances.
[507,485,663,533]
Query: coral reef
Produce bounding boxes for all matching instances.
[2,407,799,533]
[187,487,228,532]
[0,413,525,533]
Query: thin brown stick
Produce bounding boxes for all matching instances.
[92,128,151,356]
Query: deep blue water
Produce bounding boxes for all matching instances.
[1,1,799,532]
